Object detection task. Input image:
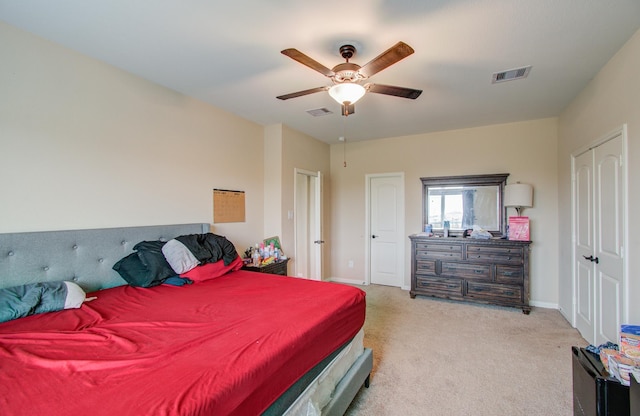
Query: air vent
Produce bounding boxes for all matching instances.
[491,66,532,83]
[306,108,333,117]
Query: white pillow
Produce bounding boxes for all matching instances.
[161,239,200,274]
[63,281,87,309]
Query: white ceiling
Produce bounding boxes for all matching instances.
[2,1,639,144]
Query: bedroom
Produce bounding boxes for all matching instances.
[1,1,640,414]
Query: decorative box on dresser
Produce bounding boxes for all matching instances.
[409,235,531,314]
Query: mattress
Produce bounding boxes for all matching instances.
[284,329,365,415]
[0,270,366,415]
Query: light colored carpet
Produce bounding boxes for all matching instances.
[345,285,588,416]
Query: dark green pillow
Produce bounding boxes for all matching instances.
[112,241,177,287]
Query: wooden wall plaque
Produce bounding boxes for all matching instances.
[213,189,245,223]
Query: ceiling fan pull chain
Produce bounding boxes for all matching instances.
[342,117,348,168]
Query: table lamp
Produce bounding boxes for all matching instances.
[504,182,533,216]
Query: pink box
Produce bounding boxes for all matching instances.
[508,217,530,241]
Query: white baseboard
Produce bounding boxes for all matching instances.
[529,300,558,310]
[328,277,411,292]
[328,277,366,286]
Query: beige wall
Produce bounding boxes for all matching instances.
[280,124,331,277]
[256,123,332,276]
[558,29,640,323]
[263,124,284,243]
[0,22,265,251]
[329,118,560,307]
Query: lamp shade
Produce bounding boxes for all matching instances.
[328,83,366,105]
[504,183,533,208]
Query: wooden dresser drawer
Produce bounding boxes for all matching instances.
[466,245,523,256]
[441,262,491,280]
[415,242,462,252]
[466,281,522,302]
[415,259,436,275]
[495,265,524,284]
[416,277,463,295]
[416,243,463,261]
[466,245,523,263]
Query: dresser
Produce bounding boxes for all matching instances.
[409,235,531,313]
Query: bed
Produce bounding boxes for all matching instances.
[0,223,372,415]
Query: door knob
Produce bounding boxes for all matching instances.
[582,255,600,264]
[313,240,325,244]
[372,235,378,239]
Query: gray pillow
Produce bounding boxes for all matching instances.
[162,239,200,274]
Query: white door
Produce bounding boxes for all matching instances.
[294,169,323,280]
[574,151,595,340]
[573,132,625,345]
[368,174,404,287]
[593,138,624,344]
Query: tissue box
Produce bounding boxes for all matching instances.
[620,325,640,360]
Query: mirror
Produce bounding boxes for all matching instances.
[421,173,509,237]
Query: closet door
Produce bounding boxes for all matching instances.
[573,133,624,345]
[593,137,624,345]
[574,150,595,342]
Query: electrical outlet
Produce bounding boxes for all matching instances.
[348,260,354,268]
[287,210,294,220]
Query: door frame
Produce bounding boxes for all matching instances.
[365,172,406,288]
[570,124,628,331]
[293,168,323,280]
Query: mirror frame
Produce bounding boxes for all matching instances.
[421,173,509,237]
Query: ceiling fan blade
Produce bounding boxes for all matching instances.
[281,49,335,77]
[366,83,422,99]
[276,86,328,100]
[359,41,415,78]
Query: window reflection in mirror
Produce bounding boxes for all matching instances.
[421,174,509,236]
[427,186,499,230]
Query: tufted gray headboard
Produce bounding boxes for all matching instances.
[0,223,210,293]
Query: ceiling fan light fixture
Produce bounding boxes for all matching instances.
[328,83,366,105]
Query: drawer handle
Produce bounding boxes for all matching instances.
[475,270,484,274]
[503,272,515,276]
[505,291,514,296]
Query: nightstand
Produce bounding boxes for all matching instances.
[242,258,289,276]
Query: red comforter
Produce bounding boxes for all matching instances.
[0,271,366,415]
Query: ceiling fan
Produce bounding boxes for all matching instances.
[276,41,422,116]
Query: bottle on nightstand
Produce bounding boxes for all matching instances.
[252,244,261,266]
